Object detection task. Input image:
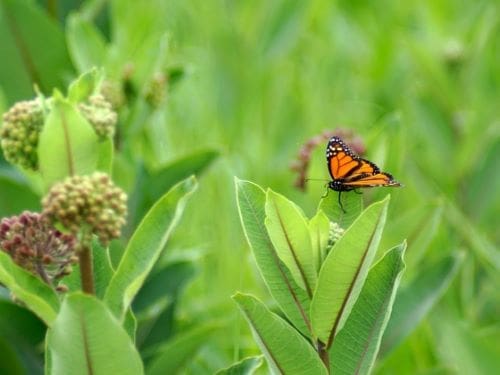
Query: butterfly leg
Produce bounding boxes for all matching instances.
[338,192,346,213]
[354,189,363,195]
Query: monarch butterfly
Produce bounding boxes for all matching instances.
[326,136,401,212]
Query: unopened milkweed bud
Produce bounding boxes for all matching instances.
[42,172,128,246]
[0,212,77,287]
[78,94,117,139]
[0,99,45,170]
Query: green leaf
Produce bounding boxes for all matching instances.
[66,14,107,74]
[311,196,390,345]
[0,300,45,374]
[215,356,264,375]
[235,179,312,337]
[0,175,39,216]
[47,293,143,375]
[265,189,317,295]
[0,0,73,102]
[104,176,197,321]
[128,149,218,230]
[309,210,331,270]
[233,293,328,375]
[318,190,363,230]
[96,137,114,173]
[0,251,59,326]
[145,323,218,375]
[329,242,407,374]
[38,95,99,190]
[380,252,464,356]
[67,68,102,103]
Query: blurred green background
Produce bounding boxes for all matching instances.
[0,0,498,373]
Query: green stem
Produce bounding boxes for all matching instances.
[79,243,94,295]
[317,340,330,372]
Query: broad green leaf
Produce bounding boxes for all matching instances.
[330,242,407,375]
[215,356,264,375]
[318,190,363,230]
[0,251,59,325]
[0,0,73,102]
[380,252,464,356]
[0,300,45,374]
[96,137,114,173]
[145,323,218,375]
[233,293,328,375]
[235,179,312,337]
[38,95,99,190]
[309,210,331,270]
[47,293,143,375]
[265,189,317,295]
[67,68,101,103]
[104,176,197,321]
[311,196,390,345]
[0,175,39,215]
[128,149,218,230]
[66,15,107,74]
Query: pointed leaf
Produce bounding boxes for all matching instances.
[215,356,264,375]
[318,190,363,229]
[0,251,59,325]
[47,293,143,375]
[265,189,317,295]
[330,242,406,374]
[235,179,312,337]
[145,323,218,375]
[67,68,101,103]
[380,252,464,356]
[66,14,107,73]
[233,293,328,375]
[104,176,197,321]
[38,95,99,189]
[309,210,331,270]
[311,196,390,345]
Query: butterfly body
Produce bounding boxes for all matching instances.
[326,136,401,211]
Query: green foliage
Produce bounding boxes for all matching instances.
[236,180,405,372]
[47,293,143,375]
[0,0,498,373]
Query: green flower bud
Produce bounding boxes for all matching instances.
[327,222,345,251]
[144,72,168,108]
[42,172,128,246]
[0,212,77,287]
[0,99,45,170]
[78,94,117,139]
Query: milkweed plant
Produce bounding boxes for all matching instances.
[235,179,407,374]
[0,70,201,374]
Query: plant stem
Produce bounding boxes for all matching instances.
[317,340,330,371]
[79,243,95,295]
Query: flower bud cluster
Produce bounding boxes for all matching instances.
[145,72,168,108]
[42,172,127,245]
[0,99,45,170]
[0,212,77,286]
[327,222,345,251]
[78,94,117,139]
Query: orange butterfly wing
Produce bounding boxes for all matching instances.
[326,136,401,188]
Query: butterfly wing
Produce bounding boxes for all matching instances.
[326,136,402,188]
[343,172,402,188]
[326,137,379,180]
